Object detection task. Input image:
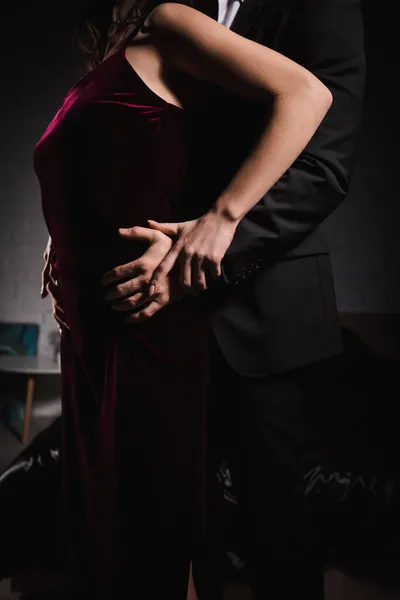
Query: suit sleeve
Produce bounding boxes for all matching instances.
[220,0,366,284]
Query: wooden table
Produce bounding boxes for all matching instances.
[0,355,61,444]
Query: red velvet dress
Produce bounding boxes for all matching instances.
[34,48,212,597]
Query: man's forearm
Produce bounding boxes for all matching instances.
[220,150,346,284]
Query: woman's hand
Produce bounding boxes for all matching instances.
[41,236,53,299]
[147,211,238,294]
[40,237,69,332]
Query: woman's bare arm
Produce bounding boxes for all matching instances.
[147,2,332,223]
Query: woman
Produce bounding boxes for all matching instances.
[36,0,331,597]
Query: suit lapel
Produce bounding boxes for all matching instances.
[230,0,272,36]
[192,0,219,19]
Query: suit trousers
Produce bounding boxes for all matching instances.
[207,336,337,599]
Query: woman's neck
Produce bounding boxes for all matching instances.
[102,20,152,63]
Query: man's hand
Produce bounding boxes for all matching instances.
[102,226,182,320]
[127,268,183,323]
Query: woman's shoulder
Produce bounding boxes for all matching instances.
[144,2,208,33]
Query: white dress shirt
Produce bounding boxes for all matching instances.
[218,0,243,29]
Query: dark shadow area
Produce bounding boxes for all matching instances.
[1,328,400,594]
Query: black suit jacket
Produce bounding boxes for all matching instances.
[181,0,366,376]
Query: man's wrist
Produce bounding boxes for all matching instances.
[220,252,266,286]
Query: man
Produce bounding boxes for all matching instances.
[43,0,365,597]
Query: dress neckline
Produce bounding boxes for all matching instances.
[67,47,185,114]
[120,47,185,113]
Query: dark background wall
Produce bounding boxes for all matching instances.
[328,0,399,313]
[0,0,398,356]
